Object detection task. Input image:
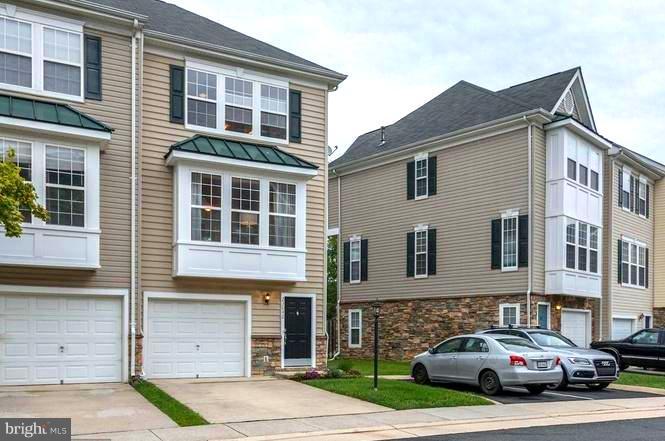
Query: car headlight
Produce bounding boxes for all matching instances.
[568,357,591,365]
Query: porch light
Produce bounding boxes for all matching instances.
[555,304,562,311]
[264,292,271,305]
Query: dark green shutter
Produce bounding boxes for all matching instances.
[427,229,436,275]
[629,176,635,212]
[343,241,350,283]
[360,239,368,281]
[406,232,415,277]
[618,169,623,208]
[170,65,185,124]
[646,184,650,218]
[617,239,623,284]
[518,215,528,268]
[645,248,649,288]
[428,156,437,196]
[491,219,501,269]
[289,89,301,143]
[84,35,102,100]
[406,161,415,200]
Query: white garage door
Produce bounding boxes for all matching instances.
[146,299,246,379]
[0,294,123,385]
[561,310,590,348]
[612,318,635,340]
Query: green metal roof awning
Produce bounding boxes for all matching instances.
[0,94,113,133]
[166,135,319,171]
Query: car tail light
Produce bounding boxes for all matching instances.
[555,356,561,366]
[510,355,527,366]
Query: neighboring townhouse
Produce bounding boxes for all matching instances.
[329,67,661,359]
[655,176,665,326]
[0,0,345,386]
[602,147,664,339]
[0,0,139,384]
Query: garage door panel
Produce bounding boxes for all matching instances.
[562,310,590,348]
[0,294,122,385]
[146,299,246,379]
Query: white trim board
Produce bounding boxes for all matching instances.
[142,291,253,378]
[0,285,129,383]
[280,293,316,369]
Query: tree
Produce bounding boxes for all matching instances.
[0,148,48,237]
[327,235,338,320]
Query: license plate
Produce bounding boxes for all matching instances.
[537,361,548,369]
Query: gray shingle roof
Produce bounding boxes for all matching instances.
[496,67,578,111]
[331,68,581,169]
[82,0,344,80]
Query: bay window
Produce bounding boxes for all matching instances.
[185,61,289,142]
[0,11,84,99]
[565,220,599,274]
[231,177,260,245]
[0,138,32,221]
[45,145,85,227]
[269,182,296,247]
[190,172,221,242]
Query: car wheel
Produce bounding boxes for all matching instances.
[547,368,569,391]
[586,382,610,391]
[480,370,503,396]
[412,364,430,385]
[526,384,547,395]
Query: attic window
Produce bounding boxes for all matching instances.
[561,90,575,115]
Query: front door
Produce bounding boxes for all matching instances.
[284,297,312,364]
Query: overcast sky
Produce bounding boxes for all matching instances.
[169,0,665,164]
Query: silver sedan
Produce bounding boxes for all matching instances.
[410,334,563,395]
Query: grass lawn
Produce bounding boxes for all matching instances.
[328,358,411,376]
[133,380,208,426]
[616,372,665,389]
[304,378,491,410]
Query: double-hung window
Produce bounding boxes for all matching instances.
[589,226,599,273]
[638,180,647,216]
[45,145,85,227]
[502,215,518,270]
[349,309,362,347]
[225,77,252,133]
[260,84,287,139]
[415,229,428,277]
[620,168,631,209]
[577,223,588,272]
[269,181,296,247]
[231,177,260,245]
[566,221,576,269]
[350,238,361,283]
[190,172,222,242]
[567,158,577,180]
[187,69,217,128]
[500,304,519,326]
[0,17,32,88]
[578,164,588,187]
[565,220,599,274]
[620,239,646,288]
[415,157,428,198]
[0,138,32,222]
[43,27,81,96]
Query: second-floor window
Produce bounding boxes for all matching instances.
[621,239,647,288]
[269,182,296,247]
[190,172,222,242]
[231,177,260,245]
[415,229,428,277]
[185,63,289,142]
[43,27,81,96]
[350,238,361,283]
[565,220,599,274]
[45,145,85,227]
[502,215,517,270]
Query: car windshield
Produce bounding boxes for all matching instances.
[529,330,576,348]
[497,338,543,352]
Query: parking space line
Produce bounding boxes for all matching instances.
[542,390,594,400]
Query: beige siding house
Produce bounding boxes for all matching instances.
[655,178,665,325]
[0,0,344,385]
[330,68,662,360]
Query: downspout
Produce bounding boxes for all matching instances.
[137,23,145,377]
[524,116,533,327]
[130,19,139,380]
[333,172,342,359]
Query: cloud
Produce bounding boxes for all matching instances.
[167,0,665,165]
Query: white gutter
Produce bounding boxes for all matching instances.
[524,116,533,327]
[130,19,139,380]
[333,173,342,359]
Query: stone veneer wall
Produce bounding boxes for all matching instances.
[341,294,599,360]
[653,308,665,328]
[252,336,327,375]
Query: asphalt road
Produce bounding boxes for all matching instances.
[397,417,665,440]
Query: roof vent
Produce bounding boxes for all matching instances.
[379,126,386,146]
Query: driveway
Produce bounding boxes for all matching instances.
[0,383,176,436]
[152,376,390,424]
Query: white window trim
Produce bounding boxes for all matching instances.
[268,181,297,248]
[349,235,361,284]
[638,177,647,218]
[537,302,551,329]
[499,303,521,327]
[0,7,84,102]
[621,166,632,212]
[189,171,222,243]
[414,224,428,279]
[620,236,647,289]
[414,153,428,200]
[501,210,519,272]
[184,59,290,145]
[565,219,602,276]
[230,175,261,247]
[348,309,362,348]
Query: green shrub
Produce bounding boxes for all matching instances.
[346,369,362,378]
[337,359,354,372]
[326,368,344,379]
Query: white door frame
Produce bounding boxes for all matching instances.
[561,308,592,347]
[280,293,316,369]
[143,291,252,378]
[0,284,129,383]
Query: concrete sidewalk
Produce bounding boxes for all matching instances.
[72,394,665,441]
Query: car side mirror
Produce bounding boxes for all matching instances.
[427,347,434,354]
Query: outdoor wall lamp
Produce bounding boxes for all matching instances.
[264,292,271,305]
[555,304,562,311]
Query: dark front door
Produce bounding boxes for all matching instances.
[284,297,312,360]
